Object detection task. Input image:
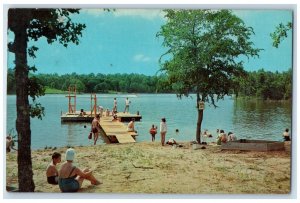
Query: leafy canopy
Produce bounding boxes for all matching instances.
[8,9,86,119]
[157,9,261,106]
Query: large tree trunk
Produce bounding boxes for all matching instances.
[196,93,203,143]
[14,18,35,192]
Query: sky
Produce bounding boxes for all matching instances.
[7,9,293,76]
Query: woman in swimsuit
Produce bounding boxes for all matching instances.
[46,152,61,185]
[58,148,101,192]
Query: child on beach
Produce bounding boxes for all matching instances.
[46,152,61,185]
[149,125,157,142]
[217,130,227,145]
[6,136,17,153]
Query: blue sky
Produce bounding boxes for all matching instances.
[7,9,293,75]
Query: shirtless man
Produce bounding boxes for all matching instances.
[91,114,101,145]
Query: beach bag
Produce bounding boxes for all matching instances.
[88,132,92,139]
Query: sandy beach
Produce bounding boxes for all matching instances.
[6,141,291,194]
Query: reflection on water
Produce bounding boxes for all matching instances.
[232,99,292,141]
[6,94,292,149]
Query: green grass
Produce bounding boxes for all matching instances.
[44,87,67,94]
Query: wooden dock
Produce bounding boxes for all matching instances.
[116,112,142,122]
[99,116,138,144]
[61,111,142,122]
[61,112,94,122]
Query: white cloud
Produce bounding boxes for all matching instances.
[133,54,151,62]
[82,8,165,20]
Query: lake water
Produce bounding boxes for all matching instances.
[6,94,292,150]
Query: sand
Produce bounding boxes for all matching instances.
[6,141,291,194]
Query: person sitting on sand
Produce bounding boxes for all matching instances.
[149,125,157,142]
[283,128,290,141]
[228,132,237,141]
[217,130,227,145]
[127,118,136,132]
[46,152,61,185]
[6,136,17,153]
[58,148,101,193]
[166,138,177,145]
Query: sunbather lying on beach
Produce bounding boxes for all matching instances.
[166,138,177,145]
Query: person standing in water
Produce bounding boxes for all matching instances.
[149,125,157,142]
[91,114,101,145]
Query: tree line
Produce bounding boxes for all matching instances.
[235,68,292,100]
[7,67,292,100]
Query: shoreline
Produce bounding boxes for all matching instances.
[6,141,291,194]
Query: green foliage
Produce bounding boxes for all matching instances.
[14,72,170,94]
[27,76,45,101]
[7,68,292,100]
[157,9,261,106]
[270,22,292,48]
[29,103,45,120]
[236,68,292,100]
[44,86,66,94]
[7,68,16,94]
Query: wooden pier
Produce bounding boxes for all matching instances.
[99,116,138,144]
[61,111,142,123]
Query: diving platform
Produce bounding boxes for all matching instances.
[116,112,142,122]
[61,111,142,123]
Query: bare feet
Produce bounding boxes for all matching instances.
[92,180,102,185]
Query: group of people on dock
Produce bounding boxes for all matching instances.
[112,97,131,114]
[46,149,101,192]
[90,97,135,145]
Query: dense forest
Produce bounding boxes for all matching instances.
[7,68,292,100]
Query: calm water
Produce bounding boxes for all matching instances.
[6,94,292,150]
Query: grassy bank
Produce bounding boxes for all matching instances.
[44,87,67,94]
[6,142,291,194]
